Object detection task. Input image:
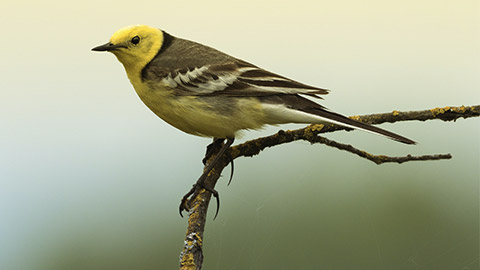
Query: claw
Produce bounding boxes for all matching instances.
[179,137,234,219]
[201,185,221,220]
[179,185,196,217]
[179,198,187,218]
[179,206,184,218]
[212,191,220,220]
[226,152,234,186]
[180,183,221,220]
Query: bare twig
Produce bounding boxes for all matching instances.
[307,134,452,164]
[179,105,479,270]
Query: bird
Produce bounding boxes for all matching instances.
[92,24,415,217]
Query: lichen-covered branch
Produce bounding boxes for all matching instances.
[229,105,480,159]
[179,105,479,270]
[179,156,227,270]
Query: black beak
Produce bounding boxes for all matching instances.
[91,42,126,52]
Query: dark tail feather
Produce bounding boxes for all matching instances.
[311,108,416,145]
[258,94,415,144]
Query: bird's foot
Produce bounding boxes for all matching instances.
[179,178,221,219]
[180,137,235,220]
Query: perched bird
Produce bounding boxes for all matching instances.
[92,25,415,217]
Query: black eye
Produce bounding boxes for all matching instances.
[131,36,140,45]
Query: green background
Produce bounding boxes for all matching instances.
[1,0,478,269]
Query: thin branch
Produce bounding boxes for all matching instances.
[307,134,452,164]
[179,105,479,270]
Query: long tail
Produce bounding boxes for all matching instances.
[259,95,416,144]
[309,107,416,144]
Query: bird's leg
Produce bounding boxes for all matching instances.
[202,138,225,165]
[208,139,235,185]
[180,138,235,219]
[206,138,235,185]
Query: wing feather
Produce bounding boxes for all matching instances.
[160,61,329,97]
[141,34,329,97]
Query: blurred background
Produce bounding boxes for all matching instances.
[1,0,478,269]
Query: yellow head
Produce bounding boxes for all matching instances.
[92,25,163,76]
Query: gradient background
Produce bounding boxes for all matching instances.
[1,0,479,269]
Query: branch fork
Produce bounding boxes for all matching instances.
[179,105,479,270]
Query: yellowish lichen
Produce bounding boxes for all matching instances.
[207,168,216,177]
[430,106,452,116]
[195,234,203,246]
[187,189,208,220]
[180,252,195,269]
[349,115,361,121]
[304,124,323,139]
[452,105,467,113]
[392,110,400,116]
[310,124,324,132]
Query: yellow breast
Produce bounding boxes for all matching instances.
[129,79,266,138]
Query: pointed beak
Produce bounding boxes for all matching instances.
[91,42,126,52]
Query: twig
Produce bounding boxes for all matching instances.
[307,134,452,164]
